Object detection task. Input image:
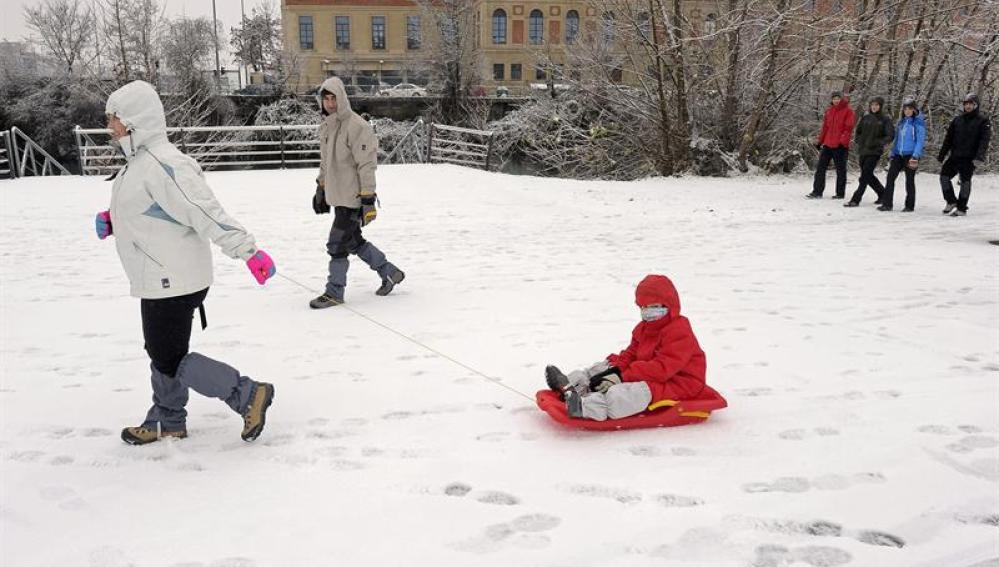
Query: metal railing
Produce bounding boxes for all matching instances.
[426,123,496,171]
[75,124,322,176]
[9,127,71,178]
[0,130,12,179]
[383,118,426,165]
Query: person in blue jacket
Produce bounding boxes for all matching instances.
[880,98,926,212]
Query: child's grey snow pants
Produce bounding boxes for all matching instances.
[564,370,653,421]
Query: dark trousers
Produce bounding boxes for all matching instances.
[813,146,848,197]
[327,206,367,259]
[850,155,885,204]
[324,206,396,298]
[883,155,918,210]
[940,158,975,212]
[141,288,209,377]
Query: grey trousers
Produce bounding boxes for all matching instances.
[142,353,257,431]
[580,382,653,421]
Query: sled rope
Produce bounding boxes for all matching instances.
[275,272,534,402]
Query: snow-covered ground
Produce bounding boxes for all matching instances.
[2,165,997,567]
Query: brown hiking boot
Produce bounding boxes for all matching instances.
[121,426,187,446]
[241,382,275,441]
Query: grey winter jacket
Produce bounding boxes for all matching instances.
[316,76,378,208]
[105,81,258,299]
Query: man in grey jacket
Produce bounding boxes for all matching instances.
[309,76,405,309]
[95,80,277,445]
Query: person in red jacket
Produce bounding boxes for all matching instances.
[807,91,856,199]
[545,275,707,421]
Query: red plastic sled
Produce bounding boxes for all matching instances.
[536,385,728,431]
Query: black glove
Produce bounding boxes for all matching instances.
[589,366,622,394]
[313,184,330,215]
[360,194,377,226]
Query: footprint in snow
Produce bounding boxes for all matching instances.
[656,494,704,508]
[752,544,853,567]
[476,491,520,506]
[564,484,642,504]
[448,514,560,554]
[946,435,999,454]
[444,482,472,497]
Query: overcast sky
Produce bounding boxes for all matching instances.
[3,0,281,60]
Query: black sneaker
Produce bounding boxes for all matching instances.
[843,201,860,208]
[901,207,914,212]
[942,203,957,214]
[545,365,570,395]
[877,205,893,212]
[805,193,822,199]
[874,199,883,205]
[375,269,406,297]
[830,194,845,200]
[951,209,967,217]
[564,388,584,418]
[309,293,343,309]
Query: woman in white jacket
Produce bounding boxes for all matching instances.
[95,80,277,445]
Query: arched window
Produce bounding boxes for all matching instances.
[565,10,580,44]
[602,12,615,45]
[492,9,507,45]
[704,13,717,35]
[529,9,544,45]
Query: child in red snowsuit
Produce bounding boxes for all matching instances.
[546,275,707,421]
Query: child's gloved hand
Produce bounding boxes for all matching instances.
[589,367,622,393]
[246,249,276,285]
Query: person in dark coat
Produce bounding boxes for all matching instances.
[879,98,927,212]
[938,93,992,216]
[845,96,894,207]
[807,91,856,199]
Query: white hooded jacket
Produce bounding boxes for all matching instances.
[105,80,257,299]
[316,76,378,208]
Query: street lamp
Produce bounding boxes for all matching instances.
[378,59,384,87]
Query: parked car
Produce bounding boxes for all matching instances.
[378,83,428,97]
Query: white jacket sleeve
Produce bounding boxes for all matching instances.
[146,157,258,261]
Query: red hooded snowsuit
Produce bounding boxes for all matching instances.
[606,275,707,403]
[817,97,856,149]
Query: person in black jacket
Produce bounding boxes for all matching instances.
[845,96,894,207]
[938,94,992,216]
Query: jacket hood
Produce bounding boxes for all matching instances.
[831,96,850,109]
[318,76,353,119]
[635,275,681,317]
[105,80,168,150]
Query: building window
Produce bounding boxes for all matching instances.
[492,9,507,44]
[336,16,350,50]
[529,9,544,45]
[372,16,386,50]
[704,13,717,35]
[407,15,421,49]
[602,12,615,45]
[298,15,314,50]
[493,63,505,80]
[565,10,579,44]
[536,66,546,80]
[511,63,522,80]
